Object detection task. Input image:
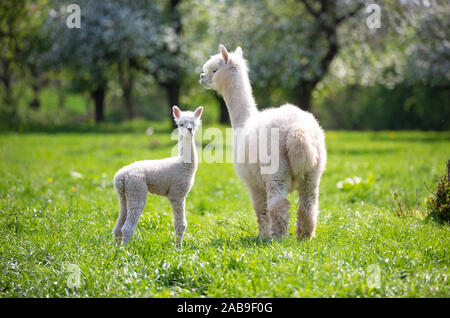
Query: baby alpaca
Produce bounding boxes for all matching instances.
[200,45,326,240]
[113,106,203,246]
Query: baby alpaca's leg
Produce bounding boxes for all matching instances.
[113,194,127,243]
[168,196,186,248]
[121,182,148,244]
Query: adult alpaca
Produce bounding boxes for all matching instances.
[200,45,326,240]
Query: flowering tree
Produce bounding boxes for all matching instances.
[46,0,186,124]
[188,0,365,113]
[46,1,161,122]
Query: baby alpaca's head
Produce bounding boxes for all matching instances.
[172,105,203,137]
[199,45,247,93]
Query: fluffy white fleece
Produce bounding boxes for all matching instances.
[200,45,326,240]
[113,106,203,246]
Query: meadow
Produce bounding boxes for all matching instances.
[0,127,449,297]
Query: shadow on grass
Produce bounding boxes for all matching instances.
[219,235,273,247]
[182,235,277,251]
[327,147,400,156]
[369,132,450,143]
[1,120,174,135]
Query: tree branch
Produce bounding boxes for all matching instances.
[336,2,363,25]
[299,0,320,18]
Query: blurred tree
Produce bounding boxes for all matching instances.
[293,0,364,111]
[22,2,52,110]
[190,0,365,112]
[402,1,450,87]
[319,0,450,130]
[145,0,187,128]
[46,1,113,122]
[46,0,187,125]
[331,0,449,88]
[0,1,48,117]
[215,92,229,124]
[0,1,25,117]
[46,0,162,122]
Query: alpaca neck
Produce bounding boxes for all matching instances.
[220,68,258,128]
[178,135,197,170]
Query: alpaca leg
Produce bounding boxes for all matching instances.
[296,171,320,240]
[113,194,127,243]
[261,155,291,238]
[266,181,291,239]
[248,187,271,239]
[121,183,148,244]
[168,196,187,248]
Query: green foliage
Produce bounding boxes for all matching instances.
[0,0,449,129]
[0,130,449,297]
[0,0,49,118]
[427,164,450,224]
[315,83,450,130]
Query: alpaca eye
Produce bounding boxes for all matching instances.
[213,69,217,73]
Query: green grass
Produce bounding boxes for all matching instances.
[0,129,449,297]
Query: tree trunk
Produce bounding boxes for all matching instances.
[1,58,15,117]
[91,85,105,123]
[29,66,41,109]
[29,95,40,109]
[215,92,229,124]
[118,61,137,119]
[55,79,65,108]
[123,80,136,119]
[294,83,314,112]
[165,82,180,128]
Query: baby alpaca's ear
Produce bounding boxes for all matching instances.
[172,105,181,120]
[235,47,243,58]
[219,44,229,64]
[194,106,203,119]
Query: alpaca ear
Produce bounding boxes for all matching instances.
[194,106,203,118]
[219,44,229,64]
[235,47,243,58]
[172,105,181,120]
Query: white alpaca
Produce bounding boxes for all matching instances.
[200,45,326,240]
[113,106,203,246]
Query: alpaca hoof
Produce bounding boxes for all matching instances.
[176,237,184,249]
[120,236,132,245]
[296,230,315,241]
[113,237,122,245]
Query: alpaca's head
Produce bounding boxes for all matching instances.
[172,105,203,137]
[200,45,247,93]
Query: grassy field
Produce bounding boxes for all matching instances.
[0,128,449,297]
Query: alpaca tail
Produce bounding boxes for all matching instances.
[286,126,320,177]
[113,171,126,197]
